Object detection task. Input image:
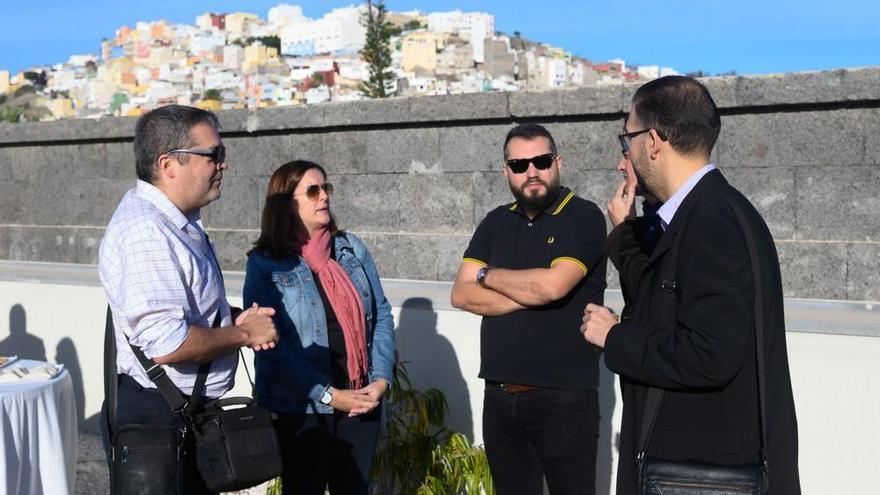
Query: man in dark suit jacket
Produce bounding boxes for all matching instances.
[582,76,801,494]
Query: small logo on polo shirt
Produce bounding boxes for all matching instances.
[547,236,555,244]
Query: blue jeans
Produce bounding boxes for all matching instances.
[101,374,214,494]
[483,383,599,495]
[274,408,381,495]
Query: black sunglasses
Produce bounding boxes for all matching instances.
[294,183,334,200]
[505,153,555,174]
[166,145,226,165]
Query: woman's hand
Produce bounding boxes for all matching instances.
[329,388,379,416]
[339,379,389,417]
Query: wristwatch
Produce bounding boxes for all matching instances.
[476,266,492,286]
[319,387,333,405]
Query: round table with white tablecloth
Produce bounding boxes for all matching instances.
[0,359,78,495]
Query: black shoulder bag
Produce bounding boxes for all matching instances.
[637,197,769,495]
[104,307,283,494]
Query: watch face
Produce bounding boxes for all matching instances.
[321,390,332,404]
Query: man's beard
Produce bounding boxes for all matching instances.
[632,161,658,201]
[512,177,561,214]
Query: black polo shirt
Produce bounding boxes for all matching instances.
[462,186,607,390]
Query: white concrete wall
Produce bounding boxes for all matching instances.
[1,266,878,494]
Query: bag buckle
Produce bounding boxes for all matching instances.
[145,363,167,381]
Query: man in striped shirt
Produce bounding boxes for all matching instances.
[99,105,276,493]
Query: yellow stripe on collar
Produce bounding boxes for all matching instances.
[551,191,575,215]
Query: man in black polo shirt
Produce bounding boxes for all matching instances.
[451,123,607,495]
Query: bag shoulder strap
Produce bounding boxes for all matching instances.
[638,194,769,472]
[103,306,118,439]
[112,309,221,415]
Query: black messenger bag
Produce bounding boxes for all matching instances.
[104,307,282,494]
[191,396,282,491]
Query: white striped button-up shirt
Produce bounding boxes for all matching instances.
[99,180,235,398]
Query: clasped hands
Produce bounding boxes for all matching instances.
[235,302,278,351]
[331,378,389,417]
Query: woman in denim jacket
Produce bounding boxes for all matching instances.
[243,160,395,495]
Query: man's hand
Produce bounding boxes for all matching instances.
[330,388,380,416]
[235,302,277,351]
[580,303,619,349]
[607,178,637,228]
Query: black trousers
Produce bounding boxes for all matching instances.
[483,383,599,495]
[101,374,214,495]
[274,408,381,495]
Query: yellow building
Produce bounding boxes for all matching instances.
[242,44,279,72]
[47,98,76,119]
[0,70,9,94]
[401,31,444,74]
[225,12,259,35]
[196,99,222,111]
[150,46,175,67]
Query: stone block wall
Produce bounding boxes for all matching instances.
[1,68,879,301]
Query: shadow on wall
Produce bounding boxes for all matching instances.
[0,304,102,434]
[0,304,47,361]
[56,337,102,434]
[394,297,474,441]
[597,355,617,495]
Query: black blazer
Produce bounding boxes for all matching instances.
[604,170,801,494]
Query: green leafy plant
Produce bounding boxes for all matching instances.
[263,361,492,495]
[372,361,451,494]
[417,433,495,495]
[202,89,222,101]
[266,477,282,495]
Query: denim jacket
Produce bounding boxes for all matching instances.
[243,232,396,414]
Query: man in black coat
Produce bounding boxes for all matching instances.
[582,76,801,494]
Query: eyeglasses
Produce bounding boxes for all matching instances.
[617,129,651,156]
[166,145,227,165]
[505,153,556,174]
[294,183,334,200]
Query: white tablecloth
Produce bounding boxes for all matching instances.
[0,359,78,495]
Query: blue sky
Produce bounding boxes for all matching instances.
[2,0,878,76]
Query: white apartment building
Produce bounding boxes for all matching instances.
[191,30,226,55]
[525,53,569,89]
[427,11,494,63]
[336,57,367,81]
[281,5,367,57]
[223,45,245,70]
[636,65,680,79]
[203,67,243,92]
[287,57,337,81]
[268,4,308,28]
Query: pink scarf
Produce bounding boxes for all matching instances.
[296,227,369,389]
